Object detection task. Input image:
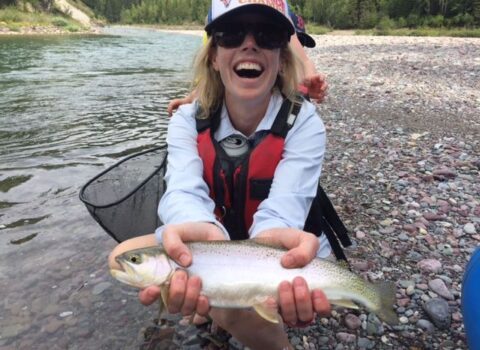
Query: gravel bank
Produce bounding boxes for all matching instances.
[295,34,479,350]
[145,35,479,350]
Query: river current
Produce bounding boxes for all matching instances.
[0,27,201,349]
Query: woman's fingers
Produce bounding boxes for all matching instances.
[180,276,202,316]
[278,281,297,325]
[278,277,315,326]
[312,289,331,317]
[167,270,188,313]
[138,285,162,306]
[292,277,314,322]
[196,295,210,317]
[280,232,319,269]
[163,226,192,267]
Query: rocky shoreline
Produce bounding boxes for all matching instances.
[0,25,101,35]
[293,34,479,350]
[141,34,479,349]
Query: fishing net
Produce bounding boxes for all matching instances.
[79,146,167,242]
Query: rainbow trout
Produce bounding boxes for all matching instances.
[110,240,399,325]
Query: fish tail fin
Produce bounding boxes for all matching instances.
[373,281,399,325]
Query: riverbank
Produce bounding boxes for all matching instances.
[0,4,100,35]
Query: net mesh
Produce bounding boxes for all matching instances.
[79,146,167,242]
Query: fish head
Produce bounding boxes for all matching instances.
[110,247,173,289]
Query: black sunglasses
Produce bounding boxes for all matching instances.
[212,22,289,50]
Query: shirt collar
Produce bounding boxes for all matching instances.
[214,90,284,142]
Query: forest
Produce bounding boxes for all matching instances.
[1,0,479,29]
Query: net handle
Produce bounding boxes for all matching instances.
[79,145,167,209]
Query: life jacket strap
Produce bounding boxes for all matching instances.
[271,95,303,137]
[305,185,352,262]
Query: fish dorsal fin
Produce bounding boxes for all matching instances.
[330,299,359,310]
[251,237,286,250]
[335,259,351,270]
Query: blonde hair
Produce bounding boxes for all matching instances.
[192,37,303,119]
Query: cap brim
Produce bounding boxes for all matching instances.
[205,4,294,36]
[297,32,316,48]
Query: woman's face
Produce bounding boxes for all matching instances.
[210,14,287,104]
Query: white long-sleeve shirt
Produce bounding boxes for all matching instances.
[155,91,331,257]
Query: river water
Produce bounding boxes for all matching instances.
[0,27,201,349]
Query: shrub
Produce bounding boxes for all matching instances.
[424,15,445,28]
[51,18,68,27]
[376,16,395,30]
[406,13,422,28]
[7,23,21,31]
[452,13,475,27]
[66,24,79,32]
[0,7,23,22]
[396,17,407,28]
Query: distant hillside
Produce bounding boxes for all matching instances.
[0,0,99,33]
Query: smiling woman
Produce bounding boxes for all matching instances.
[108,1,335,349]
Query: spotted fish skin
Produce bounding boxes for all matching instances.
[111,240,399,325]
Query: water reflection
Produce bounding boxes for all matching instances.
[0,27,201,348]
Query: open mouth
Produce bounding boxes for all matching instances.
[234,62,263,79]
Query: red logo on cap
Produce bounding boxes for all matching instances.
[220,0,231,6]
[297,16,305,30]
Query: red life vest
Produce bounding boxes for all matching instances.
[196,97,302,240]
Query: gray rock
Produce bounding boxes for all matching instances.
[291,336,301,346]
[423,298,451,329]
[428,278,454,300]
[336,332,356,343]
[92,281,112,295]
[464,223,476,234]
[357,337,375,349]
[366,313,384,335]
[417,319,435,333]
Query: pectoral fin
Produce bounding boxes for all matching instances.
[252,297,281,324]
[330,299,359,309]
[154,285,169,320]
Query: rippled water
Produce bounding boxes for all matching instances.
[0,27,201,348]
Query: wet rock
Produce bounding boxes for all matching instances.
[423,298,451,330]
[92,282,112,295]
[59,311,74,318]
[42,318,64,334]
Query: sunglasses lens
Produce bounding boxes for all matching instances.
[254,24,288,49]
[213,23,288,50]
[214,31,245,48]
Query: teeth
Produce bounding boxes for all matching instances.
[235,62,261,71]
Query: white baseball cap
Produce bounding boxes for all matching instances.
[205,0,295,36]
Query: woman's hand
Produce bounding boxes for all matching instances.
[138,222,225,317]
[167,89,197,116]
[303,73,328,104]
[256,228,331,326]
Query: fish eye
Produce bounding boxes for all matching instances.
[129,254,141,264]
